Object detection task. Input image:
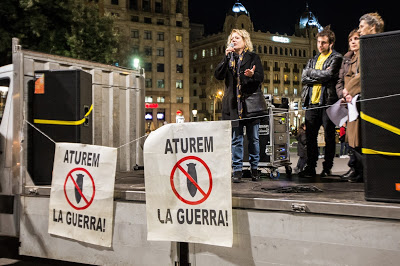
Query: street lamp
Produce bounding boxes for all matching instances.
[213,90,223,121]
[133,58,140,69]
[192,109,198,122]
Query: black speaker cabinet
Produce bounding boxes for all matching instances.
[29,70,92,185]
[360,30,400,202]
[243,117,272,165]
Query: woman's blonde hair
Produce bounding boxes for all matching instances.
[226,29,254,52]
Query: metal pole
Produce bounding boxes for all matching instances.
[213,97,216,121]
[178,242,190,266]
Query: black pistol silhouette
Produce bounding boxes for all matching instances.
[75,173,84,203]
[186,163,198,197]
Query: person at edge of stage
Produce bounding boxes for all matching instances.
[214,29,265,183]
[340,13,385,182]
[299,25,343,178]
[336,29,361,181]
[295,123,307,174]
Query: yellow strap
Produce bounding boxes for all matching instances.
[34,105,93,126]
[360,112,400,136]
[362,148,400,156]
[360,112,400,156]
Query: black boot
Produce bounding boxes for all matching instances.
[341,168,354,180]
[298,166,316,178]
[320,168,332,177]
[232,171,242,183]
[251,169,260,181]
[341,168,356,180]
[348,172,363,183]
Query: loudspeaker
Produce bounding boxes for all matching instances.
[28,70,92,185]
[243,118,272,164]
[360,30,400,202]
[279,97,289,109]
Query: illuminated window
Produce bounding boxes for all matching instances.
[193,53,198,60]
[145,96,153,102]
[157,96,165,103]
[284,74,289,81]
[263,87,268,94]
[176,80,183,89]
[294,88,298,95]
[176,34,183,42]
[284,87,288,95]
[274,87,278,95]
[202,49,205,58]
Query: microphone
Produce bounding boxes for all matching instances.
[227,43,234,59]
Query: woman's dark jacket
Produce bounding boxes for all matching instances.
[214,51,264,125]
[296,128,307,158]
[301,50,343,107]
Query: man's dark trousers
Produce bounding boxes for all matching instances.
[305,105,336,170]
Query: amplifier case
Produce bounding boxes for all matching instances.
[360,31,400,202]
[28,70,92,185]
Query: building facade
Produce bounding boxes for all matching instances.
[189,2,322,129]
[103,0,190,129]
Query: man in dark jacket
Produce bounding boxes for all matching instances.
[300,26,343,178]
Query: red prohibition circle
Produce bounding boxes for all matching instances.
[64,167,96,210]
[170,156,213,205]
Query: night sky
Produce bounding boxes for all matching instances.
[189,0,400,54]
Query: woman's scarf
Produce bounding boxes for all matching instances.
[230,47,249,119]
